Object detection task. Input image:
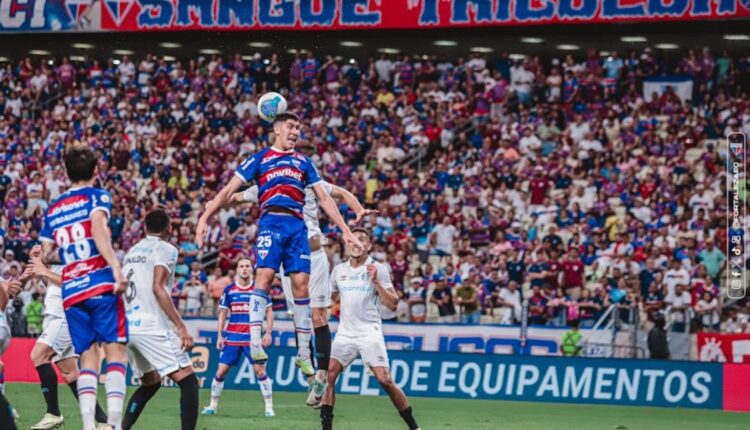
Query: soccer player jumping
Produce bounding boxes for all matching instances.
[321,228,420,430]
[196,112,363,373]
[41,147,129,430]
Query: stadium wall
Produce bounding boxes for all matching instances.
[2,0,750,32]
[4,335,750,412]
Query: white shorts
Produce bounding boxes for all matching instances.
[0,325,10,355]
[38,317,78,363]
[127,330,192,379]
[281,248,331,309]
[331,333,389,369]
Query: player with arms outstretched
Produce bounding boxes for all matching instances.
[321,228,421,430]
[202,258,275,417]
[233,174,375,407]
[196,112,363,373]
[22,246,109,429]
[40,147,128,430]
[120,208,199,430]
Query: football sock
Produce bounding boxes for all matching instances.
[105,362,127,429]
[258,373,273,408]
[399,406,420,430]
[320,404,334,430]
[293,298,312,360]
[77,369,99,430]
[36,363,60,416]
[122,383,161,430]
[249,290,270,356]
[68,381,108,423]
[314,325,332,382]
[178,374,199,430]
[209,376,224,409]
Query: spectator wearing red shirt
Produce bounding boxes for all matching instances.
[562,247,585,299]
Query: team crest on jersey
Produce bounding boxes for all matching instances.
[291,159,301,168]
[258,250,269,259]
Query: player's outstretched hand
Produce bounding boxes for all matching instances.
[18,265,35,281]
[216,335,225,351]
[179,326,195,352]
[262,332,272,348]
[195,220,207,248]
[29,245,42,259]
[366,264,378,280]
[355,209,379,223]
[1,279,23,298]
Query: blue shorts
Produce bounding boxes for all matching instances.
[219,345,254,367]
[255,213,310,274]
[65,293,128,354]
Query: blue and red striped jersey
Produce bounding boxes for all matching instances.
[40,186,115,309]
[234,147,322,219]
[219,282,271,346]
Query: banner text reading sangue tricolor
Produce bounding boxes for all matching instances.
[1,0,750,32]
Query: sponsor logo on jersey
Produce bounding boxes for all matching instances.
[265,168,303,182]
[231,303,251,313]
[48,195,88,217]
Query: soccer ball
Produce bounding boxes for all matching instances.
[257,92,288,122]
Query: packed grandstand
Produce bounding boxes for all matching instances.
[1,47,748,335]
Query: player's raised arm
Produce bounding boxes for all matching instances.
[91,210,127,294]
[330,185,377,223]
[231,185,259,205]
[29,247,63,286]
[367,264,398,312]
[313,183,364,249]
[196,175,246,247]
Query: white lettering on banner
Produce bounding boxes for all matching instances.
[563,367,592,398]
[504,364,516,396]
[391,360,409,389]
[275,356,296,386]
[688,372,710,404]
[482,364,503,395]
[438,362,459,394]
[361,370,380,396]
[643,369,665,401]
[536,366,560,397]
[664,372,688,403]
[593,368,616,400]
[516,365,540,396]
[615,369,639,401]
[411,361,430,392]
[341,361,361,393]
[234,360,256,384]
[458,363,481,398]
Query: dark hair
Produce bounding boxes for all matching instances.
[350,227,372,241]
[64,146,97,182]
[145,208,170,235]
[273,112,300,124]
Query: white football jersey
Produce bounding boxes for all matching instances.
[330,257,393,337]
[122,236,179,334]
[243,181,334,239]
[43,265,65,319]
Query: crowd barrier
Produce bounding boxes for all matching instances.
[4,335,749,412]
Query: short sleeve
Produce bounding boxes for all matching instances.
[235,153,261,183]
[154,243,178,274]
[376,263,394,290]
[330,265,339,293]
[322,180,334,195]
[304,158,322,188]
[40,212,54,243]
[90,189,112,219]
[219,286,230,309]
[242,185,259,203]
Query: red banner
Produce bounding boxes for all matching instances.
[1,338,66,383]
[697,333,750,363]
[1,0,749,32]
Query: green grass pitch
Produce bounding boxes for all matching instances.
[6,383,749,430]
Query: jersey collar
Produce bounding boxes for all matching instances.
[347,255,373,269]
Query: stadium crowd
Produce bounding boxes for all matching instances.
[1,46,749,337]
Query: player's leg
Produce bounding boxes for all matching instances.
[55,356,109,425]
[319,359,344,430]
[249,267,275,362]
[122,371,161,430]
[168,366,199,430]
[66,303,100,430]
[204,344,239,414]
[308,249,332,407]
[249,348,274,417]
[371,366,420,430]
[96,294,129,430]
[285,220,314,374]
[30,340,65,427]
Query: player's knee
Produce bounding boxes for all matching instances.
[61,368,79,384]
[375,373,393,389]
[30,347,46,366]
[141,371,162,386]
[0,361,4,373]
[312,311,327,327]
